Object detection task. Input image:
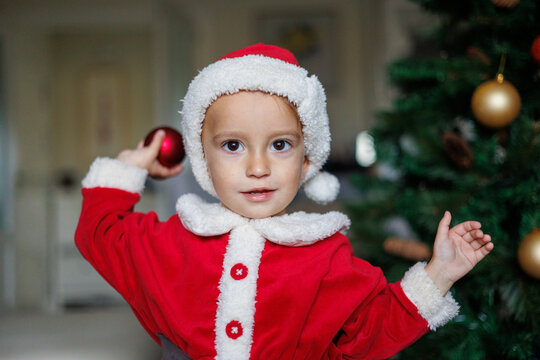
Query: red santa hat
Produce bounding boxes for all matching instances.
[180,43,339,204]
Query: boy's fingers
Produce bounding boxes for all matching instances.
[462,229,484,243]
[437,211,451,238]
[469,239,486,250]
[470,234,492,251]
[169,164,184,175]
[477,241,494,260]
[452,220,481,236]
[136,140,144,150]
[161,164,183,177]
[149,163,183,179]
[148,130,165,153]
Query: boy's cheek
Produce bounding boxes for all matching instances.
[209,162,239,181]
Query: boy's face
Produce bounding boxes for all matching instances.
[202,91,309,219]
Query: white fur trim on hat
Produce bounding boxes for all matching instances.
[303,171,340,204]
[180,46,338,204]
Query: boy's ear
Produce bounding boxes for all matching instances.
[301,156,310,181]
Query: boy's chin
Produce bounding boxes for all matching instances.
[221,203,287,219]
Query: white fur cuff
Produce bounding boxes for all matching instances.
[400,262,460,331]
[81,157,148,194]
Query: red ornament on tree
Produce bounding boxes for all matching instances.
[531,35,540,65]
[144,126,185,167]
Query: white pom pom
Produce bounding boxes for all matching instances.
[303,171,340,204]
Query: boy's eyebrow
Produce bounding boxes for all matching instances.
[213,128,303,140]
[269,131,303,141]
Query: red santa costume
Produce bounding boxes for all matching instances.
[75,44,460,359]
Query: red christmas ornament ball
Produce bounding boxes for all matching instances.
[144,126,185,167]
[531,35,540,65]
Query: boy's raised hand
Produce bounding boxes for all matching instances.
[117,130,184,179]
[425,211,494,295]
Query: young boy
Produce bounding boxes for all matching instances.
[75,43,493,360]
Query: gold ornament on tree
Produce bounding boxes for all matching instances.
[471,55,522,128]
[517,228,540,279]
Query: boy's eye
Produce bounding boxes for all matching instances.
[271,140,291,152]
[223,140,243,153]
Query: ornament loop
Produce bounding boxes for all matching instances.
[497,53,507,81]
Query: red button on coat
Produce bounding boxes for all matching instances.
[230,263,248,280]
[226,320,243,339]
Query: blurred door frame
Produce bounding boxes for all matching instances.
[0,36,17,309]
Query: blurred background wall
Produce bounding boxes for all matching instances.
[0,0,433,323]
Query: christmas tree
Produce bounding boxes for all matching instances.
[347,0,540,358]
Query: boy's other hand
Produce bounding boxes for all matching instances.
[117,130,184,179]
[425,211,493,295]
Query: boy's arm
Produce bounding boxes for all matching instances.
[335,213,493,358]
[75,158,153,301]
[334,261,457,359]
[75,132,183,300]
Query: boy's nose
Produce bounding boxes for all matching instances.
[246,152,271,178]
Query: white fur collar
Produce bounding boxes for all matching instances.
[176,193,350,246]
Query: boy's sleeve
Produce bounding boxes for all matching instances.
[74,157,157,302]
[333,253,459,359]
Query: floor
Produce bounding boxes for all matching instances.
[0,305,161,360]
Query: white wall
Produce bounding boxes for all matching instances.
[0,0,432,310]
[0,0,159,310]
[177,0,375,161]
[4,29,54,309]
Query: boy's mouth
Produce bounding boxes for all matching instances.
[241,188,276,202]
